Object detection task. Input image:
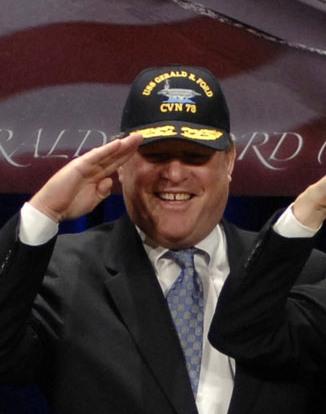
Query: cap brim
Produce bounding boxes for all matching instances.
[123,120,231,151]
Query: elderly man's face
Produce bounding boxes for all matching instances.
[118,140,235,249]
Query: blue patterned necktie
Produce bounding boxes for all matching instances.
[166,248,204,396]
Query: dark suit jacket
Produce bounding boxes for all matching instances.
[209,225,326,412]
[0,214,325,414]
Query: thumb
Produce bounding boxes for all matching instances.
[96,177,113,200]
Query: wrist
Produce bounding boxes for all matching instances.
[29,194,61,223]
[293,192,326,230]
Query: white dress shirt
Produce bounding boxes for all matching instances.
[18,202,319,414]
[139,226,234,414]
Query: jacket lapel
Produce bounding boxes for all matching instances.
[222,221,264,414]
[102,215,197,414]
[222,219,257,275]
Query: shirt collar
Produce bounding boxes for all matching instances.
[137,224,226,270]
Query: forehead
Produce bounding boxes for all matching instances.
[139,139,217,155]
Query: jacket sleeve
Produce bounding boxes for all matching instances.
[0,213,56,383]
[208,226,326,376]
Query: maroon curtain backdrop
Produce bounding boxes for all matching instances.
[0,1,325,196]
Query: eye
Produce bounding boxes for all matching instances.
[141,152,170,163]
[139,148,214,164]
[183,153,213,165]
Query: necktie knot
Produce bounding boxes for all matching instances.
[169,248,196,270]
[168,248,203,297]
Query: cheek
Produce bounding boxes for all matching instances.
[120,160,155,200]
[205,171,230,210]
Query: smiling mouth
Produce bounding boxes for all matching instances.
[157,192,193,201]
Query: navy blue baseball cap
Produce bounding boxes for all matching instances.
[120,65,232,150]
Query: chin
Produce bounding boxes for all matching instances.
[155,228,196,249]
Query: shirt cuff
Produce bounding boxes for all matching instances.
[273,204,321,238]
[19,202,59,246]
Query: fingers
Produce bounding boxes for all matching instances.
[84,134,143,167]
[73,133,142,180]
[101,148,138,177]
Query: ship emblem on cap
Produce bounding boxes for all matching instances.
[157,80,201,104]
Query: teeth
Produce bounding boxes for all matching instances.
[159,193,191,201]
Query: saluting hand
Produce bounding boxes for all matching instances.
[30,134,143,222]
[293,175,326,229]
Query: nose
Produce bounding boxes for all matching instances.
[160,159,188,183]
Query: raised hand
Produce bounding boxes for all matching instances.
[293,175,326,229]
[30,134,143,222]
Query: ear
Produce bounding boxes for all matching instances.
[226,144,236,177]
